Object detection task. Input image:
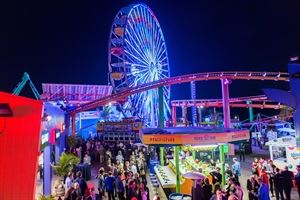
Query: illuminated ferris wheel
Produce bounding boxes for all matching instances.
[108,3,170,127]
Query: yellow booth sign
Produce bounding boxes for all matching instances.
[142,129,249,145]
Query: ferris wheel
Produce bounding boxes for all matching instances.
[108,3,170,127]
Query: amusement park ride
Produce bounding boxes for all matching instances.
[3,3,300,198]
[12,72,40,99]
[33,3,292,138]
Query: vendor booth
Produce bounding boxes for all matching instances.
[266,136,300,172]
[141,127,249,196]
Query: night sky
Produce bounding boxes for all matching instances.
[2,1,300,118]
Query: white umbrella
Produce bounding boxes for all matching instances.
[133,143,147,147]
[183,172,206,180]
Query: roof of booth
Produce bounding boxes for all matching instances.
[142,127,242,134]
[41,83,112,104]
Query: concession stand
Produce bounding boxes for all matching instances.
[266,136,300,172]
[140,127,249,195]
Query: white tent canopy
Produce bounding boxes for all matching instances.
[265,136,296,147]
[277,128,296,133]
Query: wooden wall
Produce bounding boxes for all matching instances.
[0,92,43,200]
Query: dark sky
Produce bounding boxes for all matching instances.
[2,0,300,117]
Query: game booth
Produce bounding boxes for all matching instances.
[266,136,300,172]
[141,127,249,199]
[97,118,143,142]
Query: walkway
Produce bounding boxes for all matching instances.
[36,146,299,199]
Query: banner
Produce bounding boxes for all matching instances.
[143,130,249,145]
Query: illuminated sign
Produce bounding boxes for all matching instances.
[143,130,249,145]
[56,131,60,139]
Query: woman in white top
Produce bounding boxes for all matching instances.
[83,152,91,165]
[64,172,73,190]
[116,150,124,164]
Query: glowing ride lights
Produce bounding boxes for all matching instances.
[108,3,170,127]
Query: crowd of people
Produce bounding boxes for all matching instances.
[191,156,300,200]
[248,157,296,200]
[61,138,159,200]
[190,157,243,200]
[48,137,300,200]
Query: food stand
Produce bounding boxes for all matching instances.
[266,136,300,172]
[141,127,249,195]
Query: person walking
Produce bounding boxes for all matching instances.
[295,165,300,199]
[96,168,105,199]
[281,166,294,200]
[232,158,241,182]
[137,182,150,200]
[202,178,212,200]
[105,171,116,200]
[74,171,87,197]
[247,176,259,200]
[257,177,270,200]
[65,172,73,191]
[273,168,284,200]
[266,160,276,197]
[239,143,245,162]
[234,182,243,200]
[116,172,125,200]
[260,168,269,188]
[210,167,222,185]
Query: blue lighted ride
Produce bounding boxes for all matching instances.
[108,3,170,127]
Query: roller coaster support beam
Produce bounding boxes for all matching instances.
[190,81,197,126]
[197,106,203,127]
[158,86,165,166]
[182,104,188,127]
[247,100,254,122]
[172,105,177,127]
[71,113,76,136]
[221,79,231,128]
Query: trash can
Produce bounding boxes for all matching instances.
[150,160,159,174]
[169,193,192,200]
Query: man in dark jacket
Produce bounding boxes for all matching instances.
[210,167,222,185]
[116,172,125,200]
[74,171,87,197]
[105,171,116,200]
[246,176,259,200]
[281,166,294,200]
[273,168,284,200]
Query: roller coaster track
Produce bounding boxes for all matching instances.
[171,95,283,109]
[69,71,289,115]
